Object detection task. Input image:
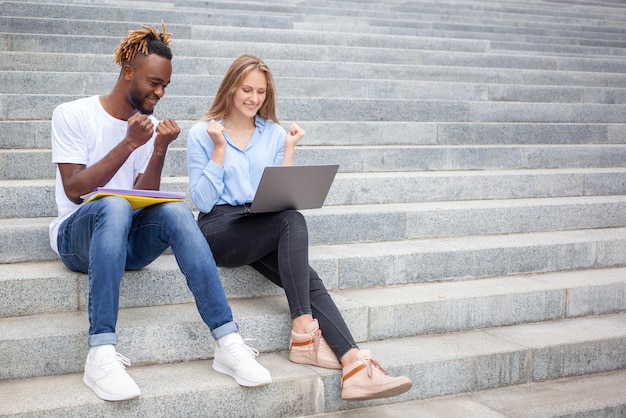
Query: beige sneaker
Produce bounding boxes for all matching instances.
[289,319,342,369]
[341,350,412,401]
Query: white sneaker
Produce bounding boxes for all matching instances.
[83,345,141,401]
[212,333,272,387]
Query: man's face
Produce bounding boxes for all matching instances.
[127,54,172,115]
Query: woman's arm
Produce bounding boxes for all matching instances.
[280,122,305,166]
[187,122,225,213]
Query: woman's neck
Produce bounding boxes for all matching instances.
[223,115,255,131]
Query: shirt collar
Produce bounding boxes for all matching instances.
[254,114,266,133]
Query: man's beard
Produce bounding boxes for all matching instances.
[128,84,153,115]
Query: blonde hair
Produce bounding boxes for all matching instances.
[113,21,172,66]
[200,54,278,123]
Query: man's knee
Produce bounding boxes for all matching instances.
[96,196,133,213]
[158,201,195,223]
[92,196,133,229]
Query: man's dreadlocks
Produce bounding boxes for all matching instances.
[113,20,172,66]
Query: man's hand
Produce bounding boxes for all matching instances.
[155,118,180,150]
[133,118,180,190]
[125,112,156,150]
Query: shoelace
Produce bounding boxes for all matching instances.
[229,338,260,361]
[309,329,322,363]
[341,355,389,387]
[97,352,131,372]
[362,356,389,378]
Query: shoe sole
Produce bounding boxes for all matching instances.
[83,375,141,401]
[212,361,272,387]
[341,380,412,401]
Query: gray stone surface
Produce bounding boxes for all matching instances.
[1,0,625,415]
[310,369,626,418]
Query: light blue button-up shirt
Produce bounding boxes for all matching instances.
[187,115,286,213]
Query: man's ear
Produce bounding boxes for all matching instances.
[122,64,134,81]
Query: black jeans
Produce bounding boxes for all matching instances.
[198,204,358,361]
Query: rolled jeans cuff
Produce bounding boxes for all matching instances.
[88,332,117,347]
[211,321,239,340]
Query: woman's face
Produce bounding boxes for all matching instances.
[231,69,267,119]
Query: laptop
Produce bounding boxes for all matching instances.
[249,164,339,213]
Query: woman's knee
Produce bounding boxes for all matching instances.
[280,210,308,232]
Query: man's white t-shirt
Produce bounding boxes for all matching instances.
[49,95,156,254]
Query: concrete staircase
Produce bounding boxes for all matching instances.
[1,0,626,416]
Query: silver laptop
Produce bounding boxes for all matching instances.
[249,164,339,213]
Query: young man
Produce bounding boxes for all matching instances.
[49,22,271,402]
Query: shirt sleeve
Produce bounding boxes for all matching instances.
[51,103,89,165]
[274,136,285,166]
[188,121,224,213]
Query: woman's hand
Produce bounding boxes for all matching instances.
[207,119,227,166]
[281,122,305,166]
[207,119,227,149]
[285,122,305,148]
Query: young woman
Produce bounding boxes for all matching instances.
[187,54,412,401]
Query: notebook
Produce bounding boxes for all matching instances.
[249,164,339,213]
[81,188,186,210]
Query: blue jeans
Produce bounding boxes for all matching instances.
[197,205,358,361]
[57,197,237,347]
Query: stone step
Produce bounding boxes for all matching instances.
[2,175,626,237]
[293,9,626,46]
[16,166,626,213]
[1,0,625,416]
[5,94,626,123]
[30,0,624,32]
[297,0,626,26]
[4,269,626,376]
[2,0,624,51]
[189,26,626,58]
[307,369,626,418]
[3,120,625,150]
[6,14,626,53]
[297,19,626,45]
[2,164,625,217]
[5,52,626,89]
[294,1,626,28]
[6,71,626,104]
[1,311,624,415]
[491,40,626,57]
[4,144,626,180]
[0,16,487,53]
[3,232,625,319]
[0,0,293,29]
[29,0,624,59]
[2,211,625,276]
[4,32,626,75]
[295,18,626,45]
